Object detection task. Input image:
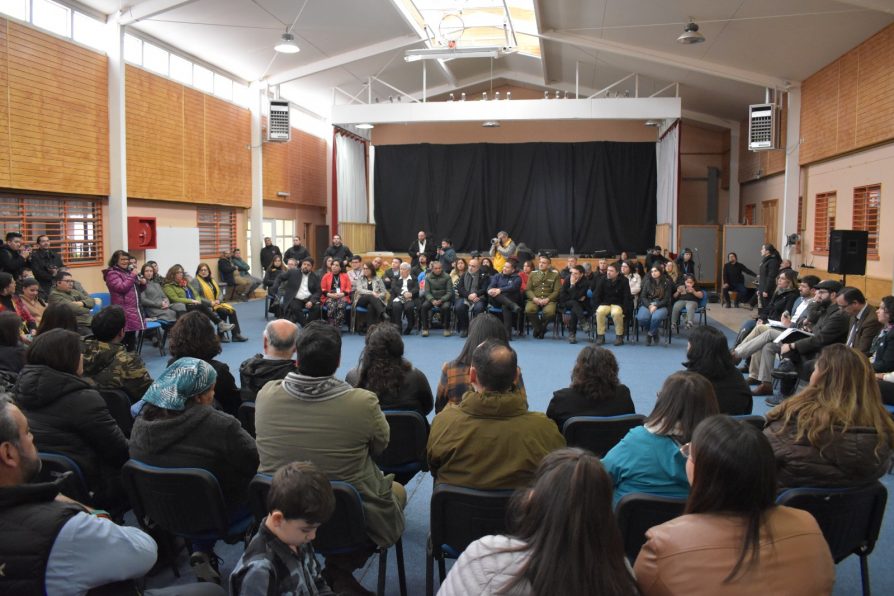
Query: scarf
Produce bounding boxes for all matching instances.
[196,276,234,313]
[281,372,352,402]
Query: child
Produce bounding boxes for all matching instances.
[230,462,335,596]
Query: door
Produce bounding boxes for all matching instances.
[761,200,778,246]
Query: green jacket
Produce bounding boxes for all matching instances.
[82,338,153,402]
[47,288,93,328]
[424,271,454,302]
[427,388,565,489]
[525,269,561,302]
[163,283,193,305]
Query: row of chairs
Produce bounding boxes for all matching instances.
[89,292,172,357]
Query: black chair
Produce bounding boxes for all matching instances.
[615,492,687,563]
[426,483,515,596]
[99,389,134,438]
[374,410,428,485]
[237,401,256,438]
[120,460,254,576]
[37,452,91,503]
[733,414,766,431]
[777,482,887,596]
[248,475,406,596]
[562,414,646,457]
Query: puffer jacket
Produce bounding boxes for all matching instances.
[130,404,258,508]
[14,364,129,489]
[439,535,531,595]
[759,286,798,321]
[764,418,893,489]
[238,355,296,401]
[758,252,781,296]
[103,266,145,332]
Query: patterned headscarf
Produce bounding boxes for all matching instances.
[142,357,217,411]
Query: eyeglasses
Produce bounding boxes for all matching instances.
[679,442,692,460]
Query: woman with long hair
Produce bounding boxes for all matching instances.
[441,448,638,596]
[480,256,496,277]
[190,262,247,342]
[34,302,79,335]
[345,323,432,416]
[871,295,894,404]
[0,272,36,336]
[757,243,782,306]
[450,257,467,286]
[434,314,526,412]
[19,277,46,325]
[602,371,719,505]
[102,249,145,350]
[161,265,234,335]
[636,265,674,345]
[670,274,705,331]
[547,346,634,430]
[167,310,241,416]
[264,254,287,295]
[138,263,181,323]
[765,344,894,489]
[351,262,387,332]
[320,260,351,329]
[635,415,834,595]
[683,325,752,415]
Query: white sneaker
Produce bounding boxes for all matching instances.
[218,321,235,333]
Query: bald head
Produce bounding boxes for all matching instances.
[263,319,298,358]
[470,338,518,393]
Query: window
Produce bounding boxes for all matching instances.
[0,195,103,266]
[32,0,71,37]
[0,0,29,21]
[233,83,251,108]
[143,43,170,76]
[170,54,193,85]
[853,184,881,259]
[214,73,233,101]
[73,12,105,51]
[193,65,214,93]
[743,203,755,225]
[123,34,143,64]
[198,207,237,258]
[813,191,837,255]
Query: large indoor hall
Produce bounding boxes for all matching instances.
[0,1,892,595]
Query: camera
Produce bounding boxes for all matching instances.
[491,238,498,245]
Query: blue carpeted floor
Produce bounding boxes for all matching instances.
[140,299,892,595]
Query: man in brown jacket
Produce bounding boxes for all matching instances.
[837,287,882,356]
[427,338,565,489]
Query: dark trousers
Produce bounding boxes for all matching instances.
[564,300,586,335]
[880,380,894,406]
[285,301,321,327]
[421,299,451,330]
[355,295,385,328]
[490,293,519,337]
[187,302,222,326]
[723,283,753,305]
[391,299,417,332]
[454,298,487,332]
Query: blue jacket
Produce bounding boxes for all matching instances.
[488,273,522,301]
[602,426,689,506]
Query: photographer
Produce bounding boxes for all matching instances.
[488,231,517,272]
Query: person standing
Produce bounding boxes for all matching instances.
[323,235,353,268]
[29,235,64,300]
[488,231,517,272]
[283,237,310,265]
[259,237,282,271]
[103,250,145,351]
[408,230,436,269]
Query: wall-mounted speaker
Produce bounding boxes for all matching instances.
[827,229,868,276]
[748,103,780,151]
[267,99,291,142]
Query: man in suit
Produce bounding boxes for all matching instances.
[408,230,436,269]
[454,257,491,338]
[837,287,882,356]
[272,258,322,327]
[389,262,419,335]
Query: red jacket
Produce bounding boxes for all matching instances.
[320,273,351,304]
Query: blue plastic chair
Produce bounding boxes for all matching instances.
[89,292,110,315]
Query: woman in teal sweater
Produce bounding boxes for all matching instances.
[602,371,719,505]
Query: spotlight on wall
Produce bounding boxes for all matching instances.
[482,121,501,128]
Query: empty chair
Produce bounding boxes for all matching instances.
[777,482,887,596]
[237,401,256,438]
[373,410,429,485]
[562,414,645,457]
[426,483,514,596]
[615,492,687,562]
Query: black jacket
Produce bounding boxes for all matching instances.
[239,355,296,401]
[872,328,894,374]
[130,405,258,508]
[723,261,756,286]
[546,385,635,431]
[0,344,25,373]
[345,367,434,417]
[272,269,322,304]
[759,287,798,322]
[456,270,491,301]
[390,274,419,301]
[0,246,27,279]
[689,368,753,415]
[758,253,781,296]
[408,240,437,268]
[14,365,129,490]
[28,248,64,286]
[259,245,282,270]
[559,279,589,307]
[592,275,630,308]
[323,244,352,265]
[640,275,674,310]
[283,245,310,265]
[218,257,237,286]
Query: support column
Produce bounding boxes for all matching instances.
[107,17,128,252]
[728,124,740,224]
[249,81,265,276]
[781,89,801,261]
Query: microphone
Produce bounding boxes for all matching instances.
[693,247,699,252]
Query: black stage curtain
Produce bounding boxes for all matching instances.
[373,141,656,255]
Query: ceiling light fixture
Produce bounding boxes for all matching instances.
[676,21,705,45]
[356,123,375,130]
[405,46,509,62]
[274,31,300,54]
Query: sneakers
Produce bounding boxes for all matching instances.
[614,336,624,346]
[459,329,468,338]
[646,334,653,346]
[752,382,774,396]
[232,334,248,342]
[217,321,235,333]
[443,329,452,337]
[569,334,577,344]
[765,394,786,407]
[421,329,429,337]
[189,551,221,584]
[596,335,605,345]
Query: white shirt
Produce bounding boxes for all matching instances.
[296,272,311,301]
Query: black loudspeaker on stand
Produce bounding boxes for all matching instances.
[827,230,868,284]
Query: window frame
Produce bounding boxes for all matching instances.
[0,193,104,267]
[813,191,837,256]
[852,184,881,260]
[197,207,237,259]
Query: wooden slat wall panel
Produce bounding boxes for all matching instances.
[125,65,251,207]
[205,98,250,207]
[5,20,108,195]
[801,23,894,165]
[340,222,375,254]
[0,22,10,188]
[292,130,327,207]
[126,65,184,201]
[799,267,892,304]
[262,131,289,201]
[183,88,205,203]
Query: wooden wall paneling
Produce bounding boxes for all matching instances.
[340,222,375,254]
[293,130,327,207]
[125,65,184,201]
[205,96,250,207]
[836,50,859,154]
[856,26,894,147]
[800,61,840,165]
[0,21,10,187]
[7,21,108,195]
[798,266,893,304]
[182,88,205,203]
[263,122,289,202]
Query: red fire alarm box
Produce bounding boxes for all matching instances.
[128,217,157,250]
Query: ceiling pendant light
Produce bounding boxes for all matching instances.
[275,31,300,54]
[676,21,705,45]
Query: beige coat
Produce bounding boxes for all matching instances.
[634,506,834,596]
[255,380,405,547]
